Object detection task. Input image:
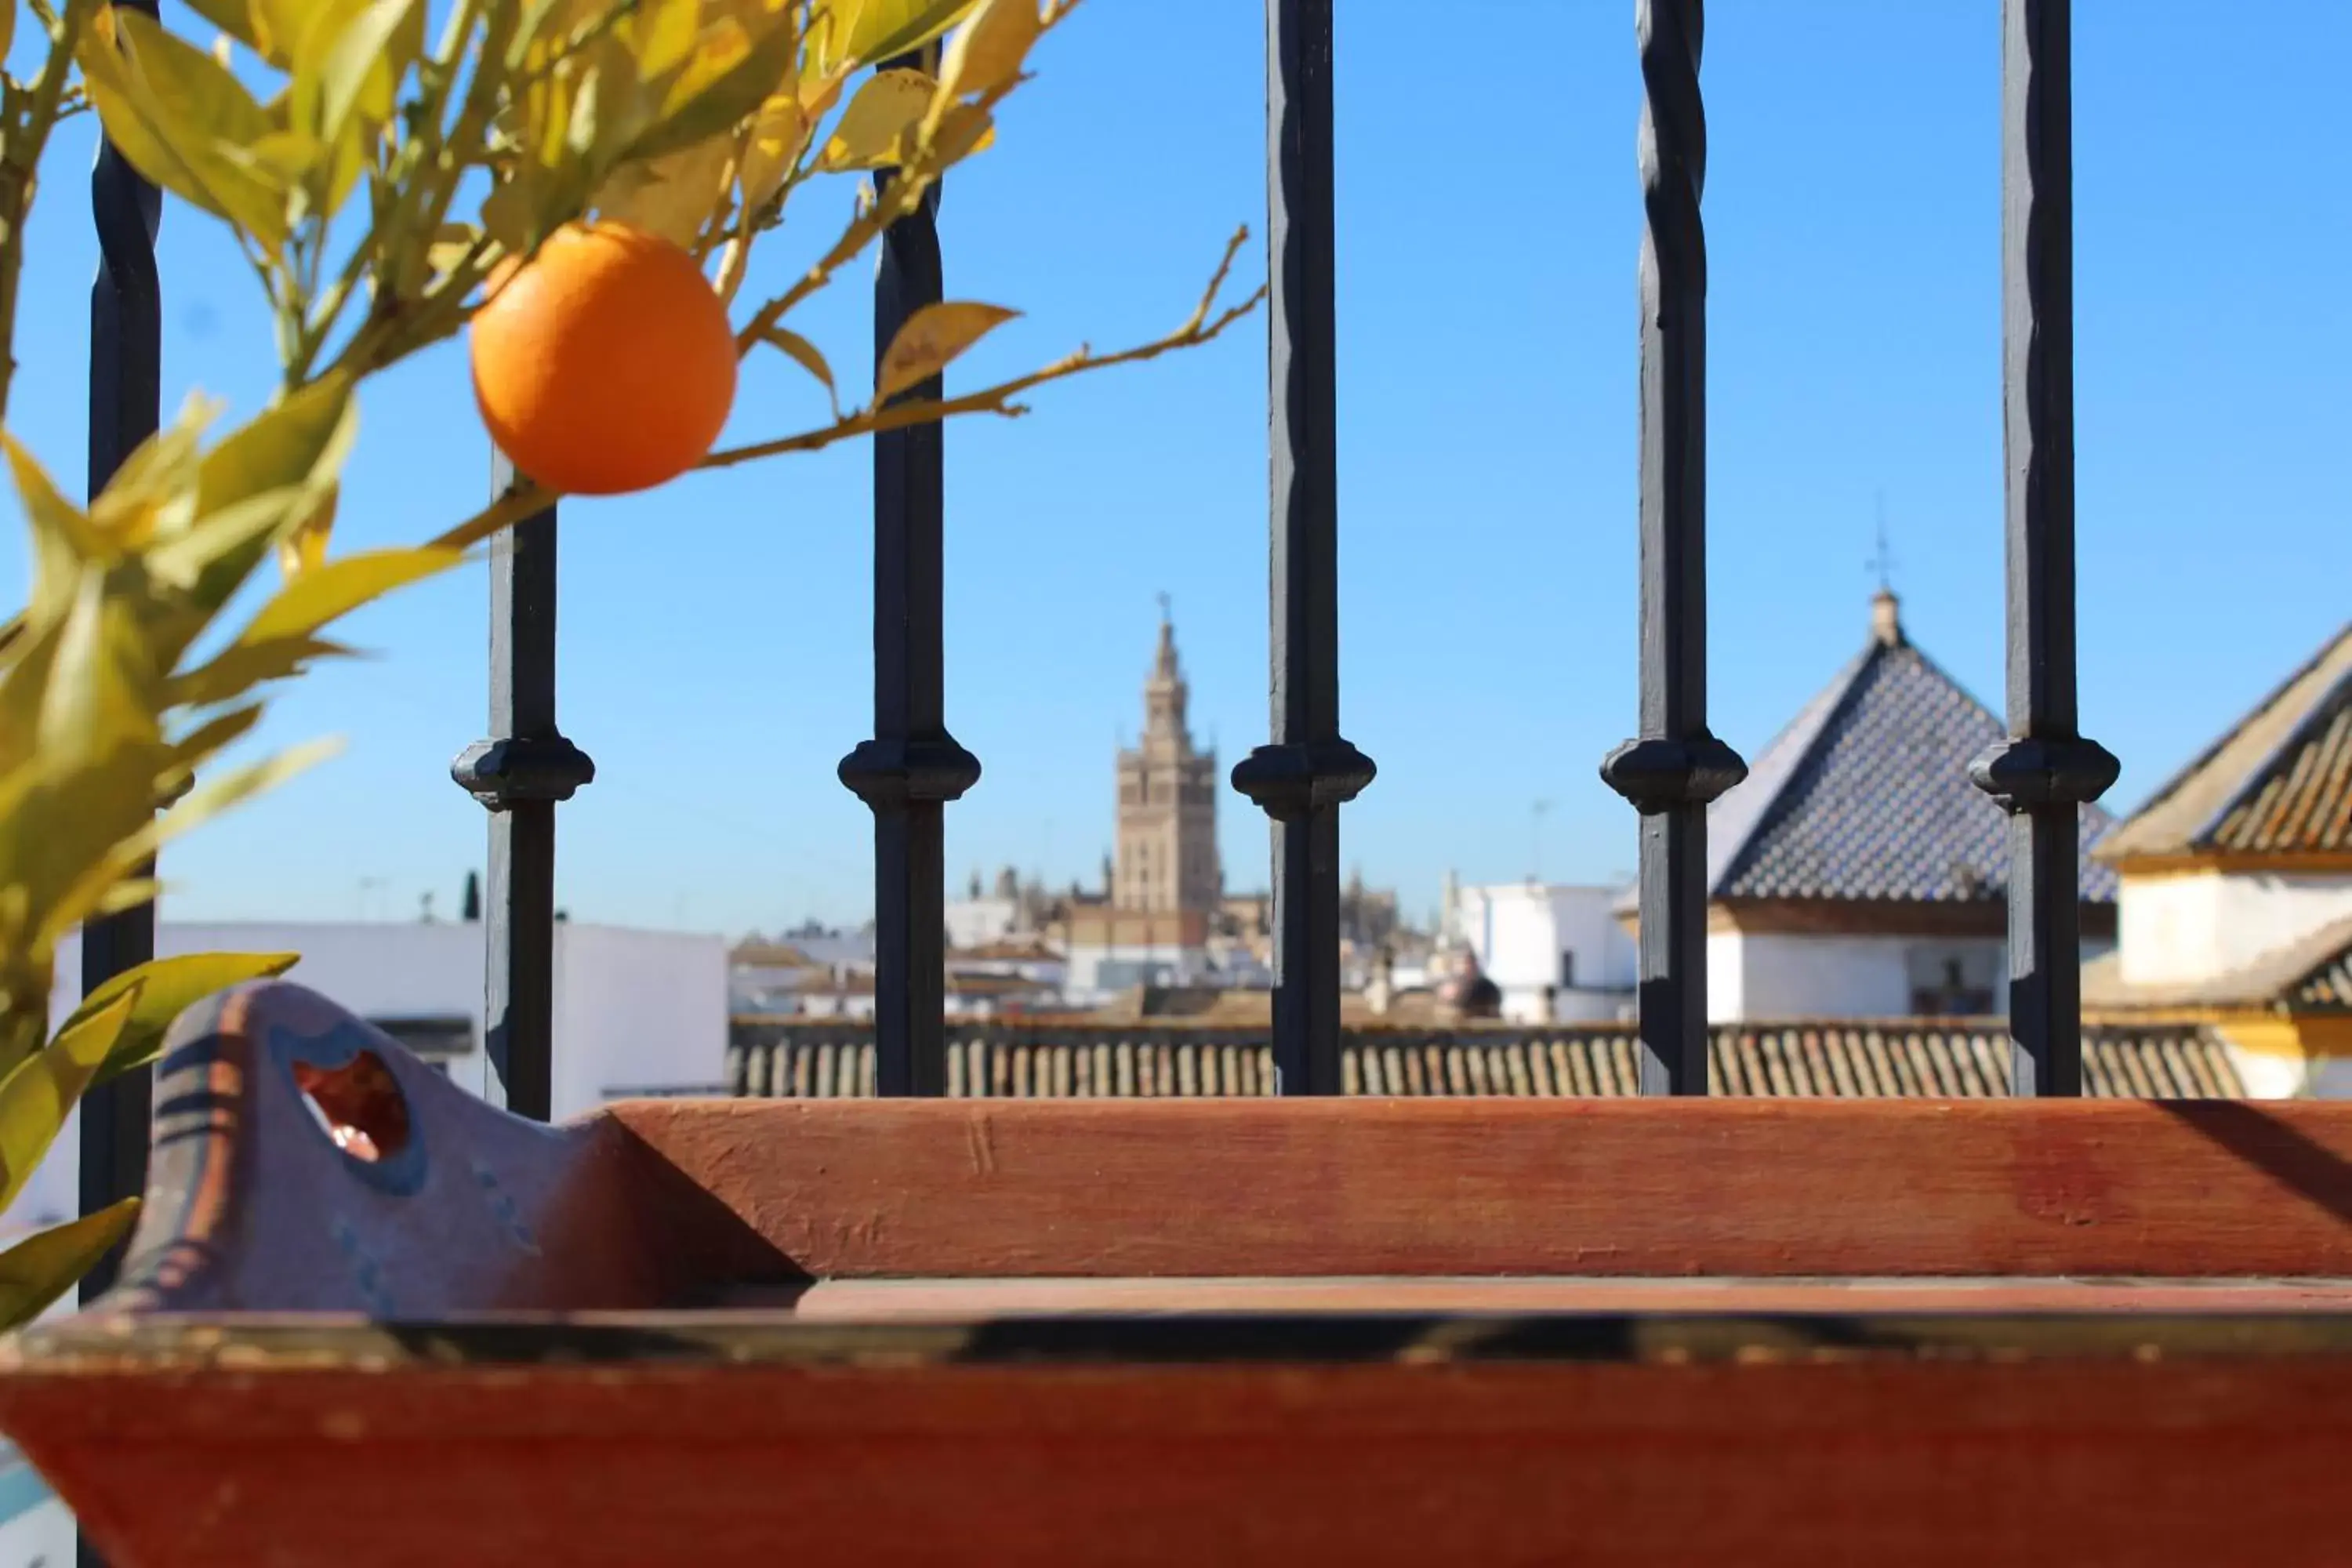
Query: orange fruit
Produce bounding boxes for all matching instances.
[469,222,738,496]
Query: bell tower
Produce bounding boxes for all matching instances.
[1114,598,1221,913]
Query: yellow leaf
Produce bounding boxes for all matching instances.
[168,637,353,711]
[42,738,343,950]
[809,0,975,77]
[935,0,1040,104]
[737,89,808,212]
[2,435,107,618]
[0,5,16,64]
[758,325,839,416]
[425,222,488,282]
[62,951,300,1086]
[195,376,357,519]
[877,301,1017,401]
[817,67,934,172]
[634,0,702,81]
[237,546,463,645]
[38,576,162,776]
[480,176,537,251]
[593,134,735,249]
[79,9,291,250]
[87,394,223,549]
[630,5,798,161]
[274,484,337,581]
[311,0,421,146]
[0,1200,141,1331]
[0,985,135,1212]
[929,100,996,165]
[183,0,268,56]
[162,701,263,782]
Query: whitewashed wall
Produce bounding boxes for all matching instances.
[944,896,1019,950]
[554,924,730,1107]
[2120,871,2352,985]
[1458,883,1638,1022]
[1706,931,2010,1022]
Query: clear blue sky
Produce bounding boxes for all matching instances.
[5,2,2347,936]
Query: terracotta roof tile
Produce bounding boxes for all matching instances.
[2100,622,2352,862]
[730,1021,2244,1099]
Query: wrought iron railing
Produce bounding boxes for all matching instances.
[73,0,2116,1241]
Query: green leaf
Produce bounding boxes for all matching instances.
[236,546,462,646]
[62,951,300,1086]
[630,8,802,161]
[0,1200,142,1332]
[0,985,135,1212]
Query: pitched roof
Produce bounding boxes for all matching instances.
[2082,911,2352,1016]
[731,1020,2244,1100]
[1700,596,2115,904]
[2098,622,2352,863]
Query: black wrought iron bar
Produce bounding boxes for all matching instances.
[1601,0,1745,1097]
[839,49,978,1098]
[77,0,165,1315]
[1969,0,2116,1097]
[450,463,593,1120]
[77,23,162,1568]
[1232,0,1374,1098]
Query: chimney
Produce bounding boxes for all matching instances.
[1870,588,1904,648]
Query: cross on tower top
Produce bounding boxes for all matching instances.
[1156,590,1172,626]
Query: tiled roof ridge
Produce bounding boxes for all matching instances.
[2104,620,2352,858]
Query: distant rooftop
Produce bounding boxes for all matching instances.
[1700,590,2116,906]
[2097,620,2352,864]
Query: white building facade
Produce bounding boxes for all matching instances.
[1450,882,1636,1023]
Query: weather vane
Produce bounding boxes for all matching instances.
[1156,590,1172,625]
[1866,492,1898,593]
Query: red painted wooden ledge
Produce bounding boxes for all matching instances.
[4,982,2351,1566]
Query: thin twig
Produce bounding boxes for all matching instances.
[711,230,1262,469]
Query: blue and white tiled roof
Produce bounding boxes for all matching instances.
[1704,598,2117,905]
